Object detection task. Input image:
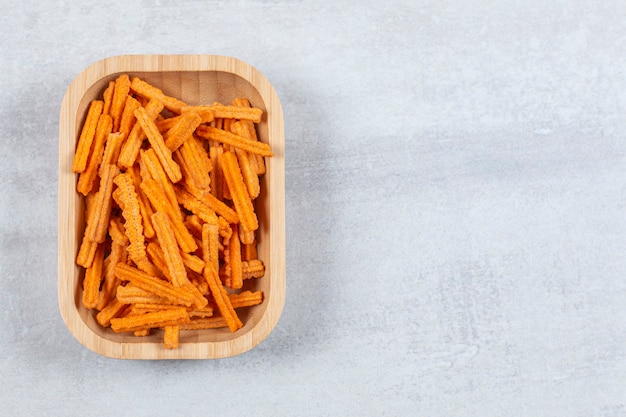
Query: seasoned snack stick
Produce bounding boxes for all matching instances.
[114,263,195,307]
[151,211,190,288]
[231,97,265,175]
[110,307,189,333]
[76,114,112,195]
[221,151,258,233]
[72,100,103,173]
[110,74,131,132]
[184,103,263,123]
[195,125,273,157]
[130,77,187,114]
[82,243,105,309]
[202,223,242,332]
[134,106,182,183]
[163,325,179,349]
[163,111,202,151]
[117,97,164,169]
[113,173,150,268]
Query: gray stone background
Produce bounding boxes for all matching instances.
[1,1,625,415]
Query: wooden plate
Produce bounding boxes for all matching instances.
[58,55,285,359]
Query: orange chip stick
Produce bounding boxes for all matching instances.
[110,74,131,132]
[184,281,209,309]
[242,259,265,279]
[238,223,255,245]
[96,297,127,327]
[191,103,263,123]
[118,95,141,138]
[96,239,126,310]
[146,241,173,282]
[110,307,189,333]
[76,114,113,195]
[229,290,263,308]
[140,148,179,214]
[98,133,124,177]
[134,106,182,183]
[151,211,190,288]
[196,126,273,157]
[130,77,187,114]
[82,243,105,309]
[117,97,164,169]
[163,325,179,349]
[226,224,243,290]
[242,240,258,261]
[76,238,98,269]
[180,251,205,274]
[230,121,260,199]
[209,145,224,200]
[202,224,242,332]
[113,173,148,265]
[181,106,214,124]
[179,184,239,225]
[85,164,120,244]
[128,164,155,239]
[115,284,171,305]
[221,151,258,232]
[179,316,227,330]
[102,81,115,116]
[174,136,211,191]
[141,178,197,254]
[72,100,104,173]
[163,111,203,152]
[114,263,195,307]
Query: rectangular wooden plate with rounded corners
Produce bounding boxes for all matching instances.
[58,55,285,359]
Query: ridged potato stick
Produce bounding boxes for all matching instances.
[72,100,103,173]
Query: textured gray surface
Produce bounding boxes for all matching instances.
[1,1,626,415]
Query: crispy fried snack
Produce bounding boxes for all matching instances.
[230,121,261,199]
[113,172,148,266]
[151,211,190,288]
[221,151,258,233]
[110,307,189,333]
[110,74,131,132]
[140,148,179,214]
[196,125,273,156]
[232,98,266,175]
[174,136,211,192]
[114,263,195,307]
[119,95,141,138]
[102,81,115,116]
[96,298,127,327]
[99,133,124,176]
[76,114,113,195]
[179,316,227,330]
[226,224,243,290]
[117,97,164,168]
[229,290,263,308]
[242,259,265,279]
[134,106,182,183]
[201,224,242,332]
[130,77,187,114]
[163,325,179,349]
[141,177,197,254]
[181,106,214,124]
[128,164,155,239]
[163,111,203,151]
[72,100,104,173]
[82,243,104,309]
[189,103,263,123]
[84,164,119,244]
[116,284,170,305]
